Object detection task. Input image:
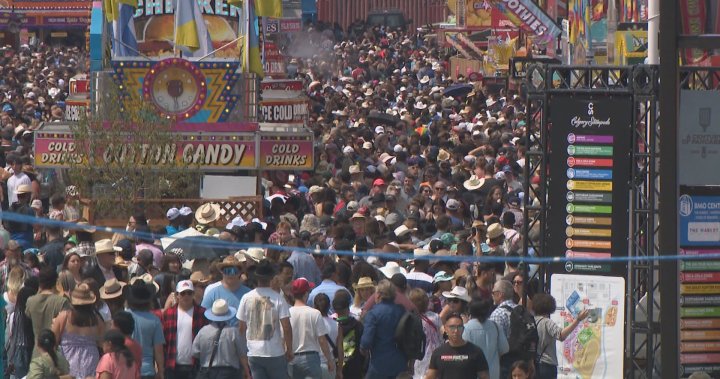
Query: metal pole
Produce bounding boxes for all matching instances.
[648,0,659,64]
[659,0,678,375]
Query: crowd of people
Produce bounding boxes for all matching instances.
[0,22,611,379]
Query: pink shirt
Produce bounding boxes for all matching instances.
[96,352,139,379]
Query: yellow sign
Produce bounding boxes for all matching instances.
[681,284,720,294]
[567,180,613,191]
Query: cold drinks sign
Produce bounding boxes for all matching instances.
[547,96,633,276]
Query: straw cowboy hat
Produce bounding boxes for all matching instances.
[463,175,485,191]
[100,278,126,300]
[205,299,237,322]
[217,255,244,269]
[71,283,97,305]
[190,271,211,284]
[442,286,472,303]
[487,223,504,240]
[353,277,376,290]
[244,247,265,263]
[16,184,32,195]
[195,203,222,224]
[95,239,122,255]
[437,149,450,161]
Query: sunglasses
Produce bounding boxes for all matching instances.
[513,281,523,286]
[179,291,194,296]
[222,267,240,276]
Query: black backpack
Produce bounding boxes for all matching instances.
[502,305,539,361]
[394,311,426,360]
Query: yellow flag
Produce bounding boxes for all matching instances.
[254,0,282,18]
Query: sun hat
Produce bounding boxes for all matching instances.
[463,175,485,191]
[71,283,97,305]
[16,184,32,195]
[291,278,315,296]
[442,286,472,303]
[217,255,244,269]
[100,278,126,300]
[31,199,42,210]
[195,203,221,224]
[353,277,376,290]
[204,299,237,322]
[379,261,408,278]
[95,239,122,255]
[166,208,180,221]
[175,280,194,293]
[394,225,416,238]
[349,165,361,174]
[433,271,453,283]
[125,277,158,304]
[487,223,504,240]
[190,271,211,284]
[244,247,265,263]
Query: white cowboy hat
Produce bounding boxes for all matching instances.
[94,239,122,255]
[442,286,472,303]
[379,262,408,278]
[415,101,427,110]
[394,225,416,238]
[244,247,265,263]
[420,75,431,84]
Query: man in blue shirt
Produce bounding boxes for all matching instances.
[360,279,409,378]
[307,261,352,312]
[126,279,166,379]
[201,255,251,327]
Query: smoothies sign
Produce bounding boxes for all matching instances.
[260,135,313,170]
[547,96,633,276]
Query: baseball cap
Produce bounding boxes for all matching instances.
[446,199,460,211]
[433,271,453,283]
[176,280,194,293]
[179,206,193,216]
[373,178,386,187]
[375,126,385,134]
[166,207,180,221]
[291,278,315,296]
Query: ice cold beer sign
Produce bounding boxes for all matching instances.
[260,101,309,123]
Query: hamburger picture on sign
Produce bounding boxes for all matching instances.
[133,0,241,58]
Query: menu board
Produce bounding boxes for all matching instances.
[547,95,633,277]
[679,186,720,377]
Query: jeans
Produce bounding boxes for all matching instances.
[166,364,196,379]
[289,352,322,379]
[365,371,412,379]
[248,355,289,379]
[537,362,558,379]
[195,366,242,379]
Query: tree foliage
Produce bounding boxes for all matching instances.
[67,80,200,219]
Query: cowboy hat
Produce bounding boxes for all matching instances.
[100,278,126,300]
[254,260,276,278]
[233,250,248,263]
[415,101,427,110]
[244,247,265,263]
[353,277,376,290]
[437,149,450,161]
[71,283,97,305]
[420,75,431,84]
[190,271,211,284]
[217,255,244,269]
[410,248,432,261]
[195,203,222,224]
[114,256,130,268]
[130,273,161,292]
[379,261,408,278]
[394,225,416,238]
[433,271,453,283]
[442,286,472,303]
[487,223,504,240]
[463,175,485,191]
[204,299,237,322]
[95,239,122,255]
[125,277,158,305]
[16,184,32,195]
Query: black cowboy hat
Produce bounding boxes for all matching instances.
[123,279,157,305]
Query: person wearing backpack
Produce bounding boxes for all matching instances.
[489,280,537,379]
[359,279,410,379]
[533,293,589,379]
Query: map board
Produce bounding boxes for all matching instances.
[550,274,625,378]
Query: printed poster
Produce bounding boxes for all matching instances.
[550,274,625,379]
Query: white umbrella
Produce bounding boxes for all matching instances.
[161,227,204,249]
